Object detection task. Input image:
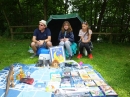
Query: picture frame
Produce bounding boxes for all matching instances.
[49,46,66,63]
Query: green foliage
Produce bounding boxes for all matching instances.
[0,0,129,41]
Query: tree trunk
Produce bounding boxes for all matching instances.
[93,0,98,31]
[17,0,23,17]
[64,0,68,14]
[124,15,130,33]
[43,0,48,20]
[90,0,92,27]
[96,0,107,32]
[2,10,10,27]
[120,1,125,33]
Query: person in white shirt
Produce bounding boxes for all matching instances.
[77,21,93,59]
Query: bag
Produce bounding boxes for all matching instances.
[20,78,34,85]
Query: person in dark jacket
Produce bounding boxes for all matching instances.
[58,21,74,60]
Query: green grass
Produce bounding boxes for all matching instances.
[0,37,130,97]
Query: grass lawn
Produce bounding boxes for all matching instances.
[0,37,130,97]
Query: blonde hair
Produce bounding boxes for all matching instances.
[61,21,73,33]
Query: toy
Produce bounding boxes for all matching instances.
[16,67,26,80]
[79,61,83,66]
[36,57,51,67]
[51,59,59,68]
[4,65,15,97]
[43,57,51,67]
[27,71,31,78]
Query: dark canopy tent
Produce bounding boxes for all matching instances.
[47,13,83,45]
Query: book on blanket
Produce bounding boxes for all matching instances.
[89,86,104,97]
[94,79,107,86]
[88,71,101,80]
[100,85,118,97]
[60,76,71,88]
[72,76,85,88]
[46,81,61,91]
[50,72,61,82]
[54,88,90,97]
[78,70,91,80]
[84,79,97,87]
[71,71,79,77]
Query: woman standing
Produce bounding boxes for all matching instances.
[77,21,93,59]
[58,21,74,60]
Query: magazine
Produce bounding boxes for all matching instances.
[88,72,101,80]
[71,71,79,77]
[84,79,97,87]
[55,87,89,94]
[89,86,104,97]
[60,76,71,88]
[50,73,61,82]
[94,79,107,86]
[100,85,118,96]
[78,70,91,80]
[47,81,61,91]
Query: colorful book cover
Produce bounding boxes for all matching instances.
[60,76,71,88]
[72,76,82,82]
[89,86,104,97]
[49,46,66,63]
[62,72,70,77]
[100,85,118,96]
[78,70,91,80]
[84,79,97,87]
[85,68,94,73]
[56,87,89,95]
[73,80,85,88]
[94,79,107,86]
[50,73,61,82]
[88,72,101,80]
[46,81,61,92]
[71,71,79,77]
[63,67,72,73]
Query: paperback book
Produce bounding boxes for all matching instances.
[71,71,79,77]
[84,79,97,87]
[94,79,107,86]
[88,72,101,80]
[60,76,71,88]
[54,88,89,96]
[100,85,118,97]
[89,86,104,97]
[78,70,91,80]
[50,73,61,82]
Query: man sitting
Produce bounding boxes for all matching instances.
[30,20,52,58]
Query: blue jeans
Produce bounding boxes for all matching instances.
[59,41,72,56]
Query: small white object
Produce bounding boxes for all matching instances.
[39,54,50,60]
[83,47,88,56]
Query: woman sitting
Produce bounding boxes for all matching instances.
[58,21,74,60]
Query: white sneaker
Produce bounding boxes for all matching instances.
[30,54,36,58]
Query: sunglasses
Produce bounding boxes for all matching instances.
[39,24,44,26]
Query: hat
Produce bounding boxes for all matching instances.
[39,20,47,26]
